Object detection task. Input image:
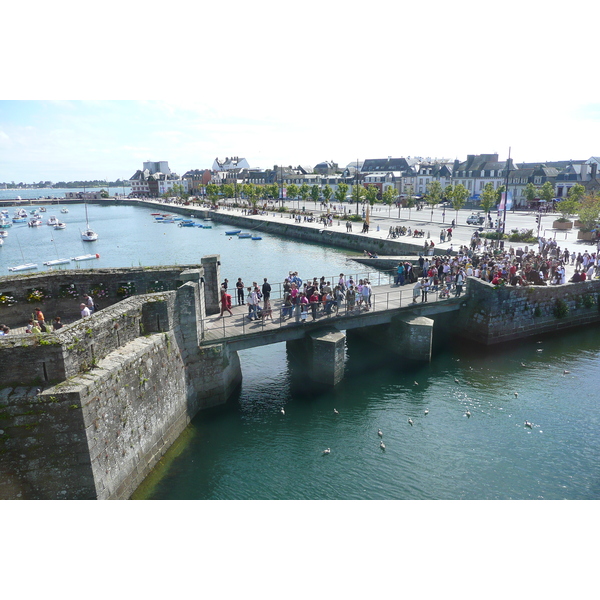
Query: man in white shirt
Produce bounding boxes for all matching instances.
[80,303,91,318]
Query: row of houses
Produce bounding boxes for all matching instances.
[129,154,600,208]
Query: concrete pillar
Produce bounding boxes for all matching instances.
[193,343,242,409]
[389,314,434,362]
[308,328,346,386]
[200,254,221,315]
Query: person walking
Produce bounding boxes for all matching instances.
[80,303,91,318]
[83,294,94,313]
[219,286,233,317]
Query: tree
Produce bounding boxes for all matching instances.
[523,182,538,205]
[287,183,299,209]
[351,184,366,212]
[382,187,398,217]
[206,183,219,203]
[480,182,497,215]
[577,193,600,231]
[299,182,310,209]
[402,184,415,219]
[539,181,555,205]
[365,185,379,208]
[451,183,469,224]
[310,184,320,207]
[568,183,586,203]
[425,180,442,221]
[322,184,333,205]
[222,183,234,199]
[265,183,279,201]
[556,185,584,221]
[334,182,349,205]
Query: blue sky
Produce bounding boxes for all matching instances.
[2,1,600,183]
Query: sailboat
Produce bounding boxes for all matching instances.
[81,203,98,241]
[43,234,70,267]
[8,234,38,272]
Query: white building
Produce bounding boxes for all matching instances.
[212,156,250,171]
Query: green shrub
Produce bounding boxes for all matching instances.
[553,298,569,318]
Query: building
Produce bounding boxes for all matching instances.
[143,161,171,176]
[212,156,250,172]
[453,153,514,199]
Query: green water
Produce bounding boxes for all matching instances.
[137,325,600,500]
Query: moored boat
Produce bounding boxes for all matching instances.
[8,263,38,272]
[60,208,69,214]
[237,232,251,238]
[54,221,66,230]
[225,229,242,235]
[71,253,100,262]
[81,204,98,241]
[1,218,13,228]
[251,236,262,240]
[28,218,43,227]
[43,258,71,266]
[47,215,59,226]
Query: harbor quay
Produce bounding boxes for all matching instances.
[2,200,600,499]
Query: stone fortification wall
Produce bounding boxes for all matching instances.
[0,261,242,499]
[0,265,201,329]
[456,277,600,344]
[133,201,446,257]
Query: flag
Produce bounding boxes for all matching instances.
[499,191,513,211]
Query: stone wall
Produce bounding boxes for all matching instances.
[0,265,202,329]
[134,200,446,257]
[456,277,600,344]
[0,261,243,499]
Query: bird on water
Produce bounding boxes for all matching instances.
[424,409,429,415]
[323,448,331,455]
[378,428,383,437]
[524,421,533,429]
[465,409,471,418]
[514,392,518,398]
[408,418,414,426]
[413,381,419,386]
[454,377,460,384]
[280,407,285,415]
[380,441,386,450]
[333,408,339,415]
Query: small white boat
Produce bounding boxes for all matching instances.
[0,237,3,246]
[0,230,7,238]
[47,215,59,226]
[81,204,98,241]
[60,208,69,214]
[71,253,100,262]
[1,218,13,228]
[54,221,66,230]
[43,258,70,266]
[8,263,38,272]
[39,206,47,212]
[237,232,251,238]
[28,218,43,227]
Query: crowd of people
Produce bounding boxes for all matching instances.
[219,271,376,323]
[0,292,97,337]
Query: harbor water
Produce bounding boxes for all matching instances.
[2,202,599,500]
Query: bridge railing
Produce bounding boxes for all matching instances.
[207,280,465,341]
[235,270,396,303]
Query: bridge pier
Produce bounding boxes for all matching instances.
[388,314,434,362]
[287,327,346,386]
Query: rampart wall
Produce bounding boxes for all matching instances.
[0,261,243,499]
[457,277,600,344]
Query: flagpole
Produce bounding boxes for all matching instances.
[502,147,511,237]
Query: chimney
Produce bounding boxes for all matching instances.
[592,163,598,179]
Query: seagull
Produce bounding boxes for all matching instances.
[537,349,543,353]
[563,370,571,375]
[280,408,285,415]
[454,377,460,384]
[465,409,471,418]
[524,421,533,429]
[413,381,419,386]
[378,428,383,437]
[380,441,386,450]
[521,362,526,367]
[333,408,339,415]
[514,392,518,398]
[323,448,331,455]
[408,418,414,426]
[424,409,429,415]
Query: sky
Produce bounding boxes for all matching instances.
[3,0,600,183]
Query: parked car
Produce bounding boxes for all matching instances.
[466,213,485,225]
